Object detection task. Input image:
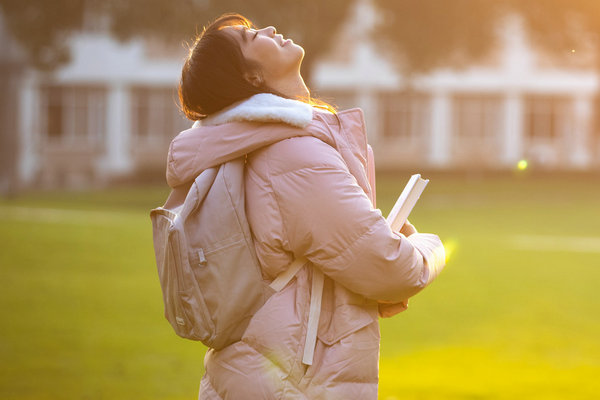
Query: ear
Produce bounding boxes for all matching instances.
[244,71,264,87]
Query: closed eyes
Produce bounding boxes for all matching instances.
[239,28,261,43]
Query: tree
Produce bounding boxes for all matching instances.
[373,0,505,74]
[506,0,600,64]
[3,0,599,82]
[0,0,88,69]
[0,0,353,84]
[372,0,600,75]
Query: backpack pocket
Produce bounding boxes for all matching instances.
[189,235,269,350]
[175,286,213,343]
[160,227,214,342]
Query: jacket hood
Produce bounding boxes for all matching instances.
[166,94,319,188]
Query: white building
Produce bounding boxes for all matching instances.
[15,33,190,188]
[5,2,600,190]
[313,0,600,171]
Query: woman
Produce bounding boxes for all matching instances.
[169,13,446,400]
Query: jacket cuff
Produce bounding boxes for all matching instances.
[406,233,446,286]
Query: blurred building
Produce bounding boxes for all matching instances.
[0,10,27,195]
[5,2,600,190]
[13,25,190,189]
[314,0,600,171]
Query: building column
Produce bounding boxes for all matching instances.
[502,93,524,167]
[570,96,592,168]
[356,89,379,145]
[429,91,451,167]
[0,64,21,195]
[101,83,132,177]
[18,73,39,187]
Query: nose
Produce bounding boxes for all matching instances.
[262,26,276,37]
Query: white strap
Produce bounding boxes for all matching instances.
[302,267,324,366]
[269,257,308,292]
[268,256,324,366]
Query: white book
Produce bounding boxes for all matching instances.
[386,174,429,232]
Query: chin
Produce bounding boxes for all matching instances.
[293,43,305,62]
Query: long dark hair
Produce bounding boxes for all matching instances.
[178,14,282,120]
[178,13,334,121]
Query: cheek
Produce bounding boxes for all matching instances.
[271,49,301,76]
[251,45,287,70]
[245,41,302,78]
[245,44,276,68]
[252,40,279,59]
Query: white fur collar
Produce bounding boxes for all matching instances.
[192,93,314,129]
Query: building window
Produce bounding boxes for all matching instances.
[524,95,572,141]
[452,94,502,141]
[379,91,430,140]
[40,85,107,146]
[130,87,189,144]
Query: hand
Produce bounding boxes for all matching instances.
[378,299,409,318]
[400,219,417,236]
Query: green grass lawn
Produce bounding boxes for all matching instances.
[1,172,599,399]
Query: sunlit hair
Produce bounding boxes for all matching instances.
[178,13,335,121]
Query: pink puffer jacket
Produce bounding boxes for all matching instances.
[166,94,446,400]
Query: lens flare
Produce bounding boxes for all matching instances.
[442,238,457,264]
[517,159,528,171]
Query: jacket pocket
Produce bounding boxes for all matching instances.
[316,303,376,346]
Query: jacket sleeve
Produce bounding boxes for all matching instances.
[269,137,445,303]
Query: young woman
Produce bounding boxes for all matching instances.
[169,13,446,400]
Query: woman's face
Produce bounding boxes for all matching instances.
[225,25,304,86]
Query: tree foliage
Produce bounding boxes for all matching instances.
[373,0,600,74]
[373,0,506,74]
[0,0,87,68]
[0,0,352,82]
[4,0,600,78]
[509,0,600,61]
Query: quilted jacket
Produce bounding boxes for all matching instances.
[165,93,446,399]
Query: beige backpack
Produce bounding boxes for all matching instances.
[150,157,306,350]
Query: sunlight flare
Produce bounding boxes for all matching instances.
[442,238,457,264]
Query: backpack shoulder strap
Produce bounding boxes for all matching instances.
[269,257,308,292]
[268,256,323,366]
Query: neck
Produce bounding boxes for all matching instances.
[270,73,310,99]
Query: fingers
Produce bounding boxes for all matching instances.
[378,299,409,318]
